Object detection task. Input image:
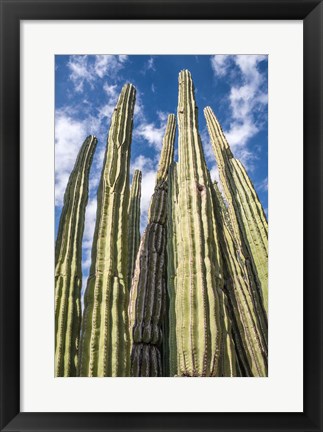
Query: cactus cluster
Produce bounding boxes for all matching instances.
[55,69,268,377]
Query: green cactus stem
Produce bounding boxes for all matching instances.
[128,169,142,291]
[129,114,176,377]
[204,106,268,314]
[166,162,179,377]
[172,70,225,377]
[78,84,136,377]
[211,179,268,376]
[55,135,97,377]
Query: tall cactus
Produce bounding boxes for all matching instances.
[211,180,267,376]
[204,106,268,314]
[171,70,224,377]
[166,162,179,377]
[128,169,142,290]
[55,135,97,377]
[129,114,176,377]
[78,84,136,377]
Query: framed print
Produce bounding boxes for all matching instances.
[0,1,322,431]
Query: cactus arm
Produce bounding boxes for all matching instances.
[128,169,142,291]
[174,70,224,377]
[204,106,268,314]
[78,84,136,377]
[129,114,176,377]
[55,135,97,377]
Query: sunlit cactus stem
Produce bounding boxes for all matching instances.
[78,84,136,377]
[128,169,142,290]
[129,114,176,377]
[204,106,268,314]
[55,135,97,377]
[172,70,225,377]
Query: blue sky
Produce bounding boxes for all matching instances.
[55,54,268,295]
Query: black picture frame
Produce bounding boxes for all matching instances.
[0,1,322,431]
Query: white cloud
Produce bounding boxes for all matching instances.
[147,57,155,70]
[224,120,258,148]
[131,155,157,232]
[132,96,169,152]
[210,54,268,168]
[130,154,154,173]
[134,122,165,151]
[200,127,214,162]
[157,111,168,123]
[94,55,128,79]
[118,55,128,64]
[210,55,232,77]
[67,55,94,93]
[103,82,118,98]
[80,196,98,297]
[234,55,267,81]
[83,198,97,251]
[54,107,102,206]
[141,56,156,74]
[68,55,129,93]
[256,176,268,193]
[209,165,220,183]
[55,112,87,205]
[134,90,145,120]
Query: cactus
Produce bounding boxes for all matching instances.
[204,106,268,314]
[55,135,97,377]
[78,84,136,377]
[171,70,225,377]
[211,180,267,376]
[128,169,142,290]
[166,162,179,376]
[55,69,269,378]
[129,114,176,377]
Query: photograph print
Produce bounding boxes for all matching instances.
[55,55,268,377]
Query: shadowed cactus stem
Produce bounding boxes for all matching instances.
[166,162,179,376]
[129,114,176,377]
[78,84,136,377]
[204,106,268,314]
[128,169,142,290]
[211,180,267,376]
[55,135,97,377]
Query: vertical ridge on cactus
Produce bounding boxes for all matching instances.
[166,162,179,377]
[55,135,97,377]
[78,84,136,377]
[173,70,225,377]
[128,169,142,291]
[210,173,268,376]
[129,114,176,377]
[204,106,268,314]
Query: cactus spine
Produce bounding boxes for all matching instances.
[129,114,176,377]
[128,169,142,290]
[172,70,224,377]
[211,180,267,376]
[204,106,268,314]
[55,135,97,377]
[78,84,136,377]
